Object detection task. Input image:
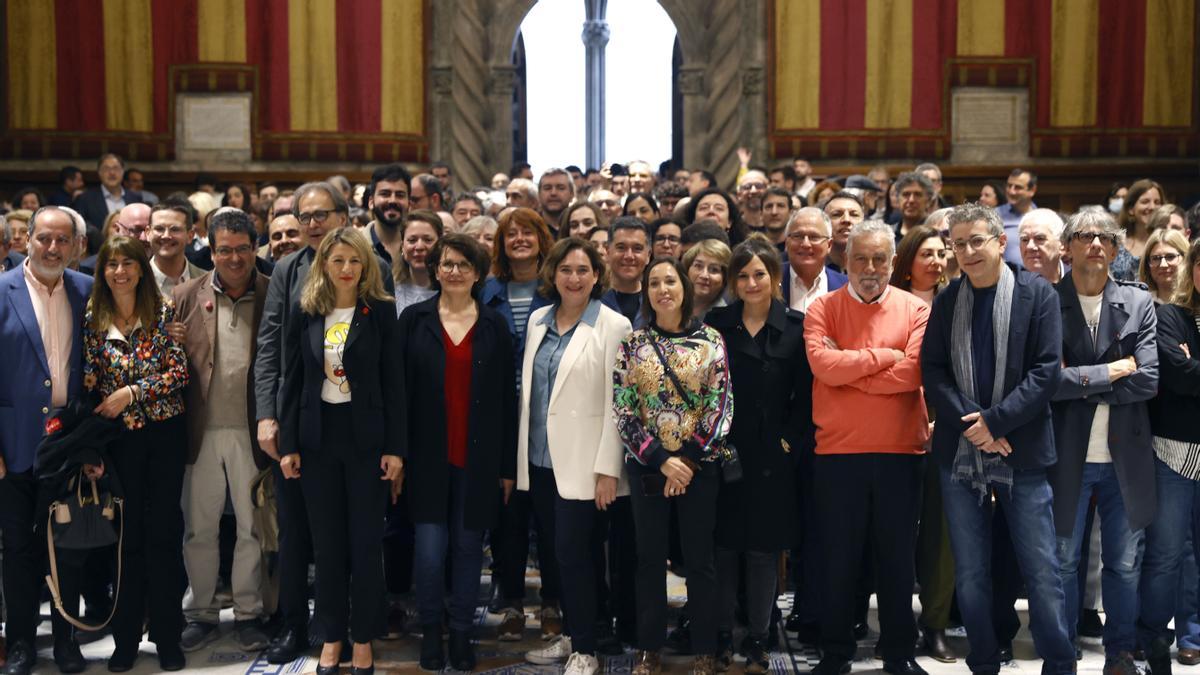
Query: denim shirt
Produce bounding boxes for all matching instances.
[528,299,602,469]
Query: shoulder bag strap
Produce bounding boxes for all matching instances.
[45,494,124,632]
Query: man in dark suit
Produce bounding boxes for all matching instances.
[48,165,84,207]
[252,181,392,663]
[1049,209,1158,675]
[822,192,865,274]
[0,206,94,674]
[78,202,151,275]
[71,153,144,229]
[921,203,1076,675]
[782,207,848,312]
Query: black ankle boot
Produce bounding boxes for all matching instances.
[420,625,444,672]
[449,629,475,671]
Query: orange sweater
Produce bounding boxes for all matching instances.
[803,286,930,455]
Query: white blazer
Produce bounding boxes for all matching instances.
[517,300,633,500]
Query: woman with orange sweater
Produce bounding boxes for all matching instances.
[802,219,931,675]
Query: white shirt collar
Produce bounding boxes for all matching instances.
[789,267,828,311]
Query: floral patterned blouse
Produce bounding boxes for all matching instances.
[613,322,733,467]
[83,300,188,430]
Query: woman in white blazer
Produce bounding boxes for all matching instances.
[517,237,633,675]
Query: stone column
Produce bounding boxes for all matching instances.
[486,65,519,180]
[583,0,610,169]
[678,66,707,172]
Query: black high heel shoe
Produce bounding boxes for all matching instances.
[350,665,375,675]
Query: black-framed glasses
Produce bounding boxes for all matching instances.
[297,209,335,225]
[950,235,998,253]
[654,235,681,244]
[1069,230,1118,246]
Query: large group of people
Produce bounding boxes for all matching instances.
[0,153,1199,675]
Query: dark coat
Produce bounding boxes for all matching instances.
[279,297,406,462]
[921,263,1062,471]
[780,264,847,307]
[72,187,144,229]
[2,251,24,272]
[1149,303,1200,444]
[1049,274,1158,536]
[397,295,517,531]
[706,300,813,552]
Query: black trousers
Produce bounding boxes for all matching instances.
[557,496,601,653]
[716,547,778,638]
[495,464,561,608]
[382,491,414,597]
[815,453,922,663]
[110,415,187,650]
[271,455,313,634]
[593,495,638,640]
[300,403,388,643]
[629,460,719,654]
[0,470,86,644]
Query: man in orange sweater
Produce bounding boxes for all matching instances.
[803,219,930,675]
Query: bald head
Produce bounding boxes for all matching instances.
[114,202,152,249]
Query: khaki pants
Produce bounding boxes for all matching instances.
[182,427,264,623]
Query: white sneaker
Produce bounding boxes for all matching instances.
[526,635,572,665]
[563,651,600,675]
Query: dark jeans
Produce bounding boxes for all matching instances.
[494,464,561,609]
[941,465,1076,674]
[593,495,637,640]
[272,452,314,633]
[0,470,86,644]
[716,548,777,638]
[1139,458,1200,650]
[110,415,187,651]
[815,453,921,663]
[1055,462,1144,656]
[556,496,602,654]
[629,460,719,654]
[414,467,484,632]
[990,500,1023,645]
[300,403,388,644]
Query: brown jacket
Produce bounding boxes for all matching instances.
[173,270,271,468]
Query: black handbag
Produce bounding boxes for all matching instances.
[647,336,742,483]
[45,469,124,631]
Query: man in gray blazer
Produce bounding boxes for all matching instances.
[1049,208,1158,675]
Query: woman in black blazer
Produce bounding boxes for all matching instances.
[279,227,405,675]
[704,238,813,672]
[397,233,518,672]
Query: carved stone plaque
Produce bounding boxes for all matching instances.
[951,87,1029,164]
[176,94,252,161]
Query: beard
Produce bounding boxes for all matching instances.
[373,203,404,229]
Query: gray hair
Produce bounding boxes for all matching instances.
[460,214,498,238]
[845,220,896,258]
[924,207,954,231]
[1018,208,1065,239]
[914,162,942,180]
[0,214,9,246]
[786,206,832,237]
[294,181,349,215]
[893,171,935,199]
[326,174,351,194]
[1063,208,1124,249]
[945,203,1004,238]
[209,208,258,242]
[30,205,87,239]
[507,178,537,201]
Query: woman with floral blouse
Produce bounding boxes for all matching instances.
[612,257,733,675]
[83,235,189,673]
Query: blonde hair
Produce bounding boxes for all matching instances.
[300,228,392,315]
[1138,227,1190,297]
[1174,237,1200,315]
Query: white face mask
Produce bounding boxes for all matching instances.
[1108,198,1124,214]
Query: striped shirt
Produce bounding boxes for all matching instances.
[1154,436,1200,481]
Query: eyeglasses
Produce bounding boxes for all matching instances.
[787,233,830,244]
[1018,235,1051,247]
[438,260,473,274]
[654,235,681,244]
[297,209,335,225]
[1069,231,1118,246]
[738,182,767,192]
[1150,253,1181,265]
[214,245,254,258]
[950,235,998,253]
[150,225,188,237]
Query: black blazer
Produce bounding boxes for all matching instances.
[279,297,406,461]
[1150,303,1200,444]
[72,187,144,229]
[921,263,1062,471]
[398,295,517,531]
[706,300,813,552]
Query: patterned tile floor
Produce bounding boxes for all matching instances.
[24,572,1129,674]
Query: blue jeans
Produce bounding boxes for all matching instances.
[413,467,484,632]
[940,465,1075,674]
[1139,458,1200,650]
[1056,462,1145,656]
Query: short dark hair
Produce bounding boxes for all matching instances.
[430,161,452,174]
[640,257,695,328]
[1009,168,1038,188]
[770,164,798,185]
[208,208,257,242]
[97,153,124,170]
[684,188,746,242]
[565,165,583,175]
[729,237,784,299]
[681,220,731,247]
[414,174,444,204]
[122,167,143,182]
[539,237,608,302]
[764,186,791,203]
[609,215,650,243]
[59,165,82,185]
[691,170,716,189]
[428,233,491,298]
[368,163,414,200]
[649,217,683,243]
[622,192,659,217]
[825,190,865,210]
[11,187,45,209]
[653,182,688,201]
[151,196,197,227]
[195,173,218,191]
[452,193,484,211]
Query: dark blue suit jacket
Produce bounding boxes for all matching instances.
[780,265,847,308]
[72,187,144,229]
[921,263,1062,471]
[0,267,93,473]
[600,287,647,329]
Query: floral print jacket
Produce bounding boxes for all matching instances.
[613,323,733,467]
[83,300,188,430]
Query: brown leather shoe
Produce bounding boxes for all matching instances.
[922,627,956,663]
[693,654,717,675]
[631,650,661,675]
[1179,648,1200,666]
